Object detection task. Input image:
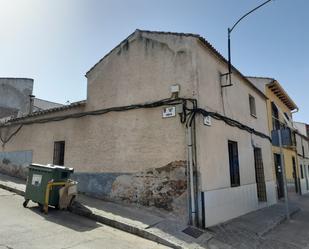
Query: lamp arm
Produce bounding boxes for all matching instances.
[229,0,272,34]
[223,0,273,88]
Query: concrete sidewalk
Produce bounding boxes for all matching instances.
[208,201,300,249]
[0,173,301,249]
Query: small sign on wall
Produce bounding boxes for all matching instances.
[203,116,212,126]
[163,106,176,118]
[32,174,42,186]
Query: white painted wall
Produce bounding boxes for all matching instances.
[294,122,308,137]
[204,180,276,226]
[299,158,309,194]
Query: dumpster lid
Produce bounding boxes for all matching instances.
[29,163,74,172]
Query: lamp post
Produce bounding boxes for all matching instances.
[222,0,273,87]
[278,128,290,220]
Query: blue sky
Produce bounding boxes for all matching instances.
[0,0,308,122]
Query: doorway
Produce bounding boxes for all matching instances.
[305,164,309,191]
[254,148,267,202]
[274,153,284,199]
[292,157,299,193]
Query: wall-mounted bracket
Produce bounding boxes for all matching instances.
[220,72,233,88]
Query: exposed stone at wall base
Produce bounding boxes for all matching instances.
[110,160,187,211]
[73,160,188,219]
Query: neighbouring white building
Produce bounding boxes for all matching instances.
[0,30,277,227]
[294,122,309,194]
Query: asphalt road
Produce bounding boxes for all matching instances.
[208,192,309,249]
[259,193,309,249]
[0,188,169,249]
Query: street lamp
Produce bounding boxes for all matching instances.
[222,0,273,87]
[278,128,290,221]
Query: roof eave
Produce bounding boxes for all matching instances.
[267,80,298,111]
[4,100,86,124]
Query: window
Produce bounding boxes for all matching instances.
[53,141,65,166]
[271,102,280,130]
[254,147,267,202]
[300,165,304,179]
[249,95,256,117]
[228,140,240,187]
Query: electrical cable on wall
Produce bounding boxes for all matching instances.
[185,107,271,142]
[0,97,271,146]
[0,124,23,146]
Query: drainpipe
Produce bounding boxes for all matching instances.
[294,136,302,195]
[187,124,197,226]
[291,107,299,115]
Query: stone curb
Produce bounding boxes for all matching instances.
[0,183,183,249]
[71,203,183,249]
[0,183,25,197]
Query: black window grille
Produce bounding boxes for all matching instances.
[254,148,267,202]
[53,141,65,166]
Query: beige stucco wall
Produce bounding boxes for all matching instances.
[86,31,198,110]
[2,108,186,173]
[1,32,272,178]
[194,44,269,136]
[2,32,199,172]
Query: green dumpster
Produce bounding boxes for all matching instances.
[23,163,74,211]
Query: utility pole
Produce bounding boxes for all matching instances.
[278,129,290,220]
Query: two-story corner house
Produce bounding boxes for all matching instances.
[248,77,299,197]
[294,122,309,194]
[0,30,276,227]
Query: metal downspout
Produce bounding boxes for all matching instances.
[187,125,197,226]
